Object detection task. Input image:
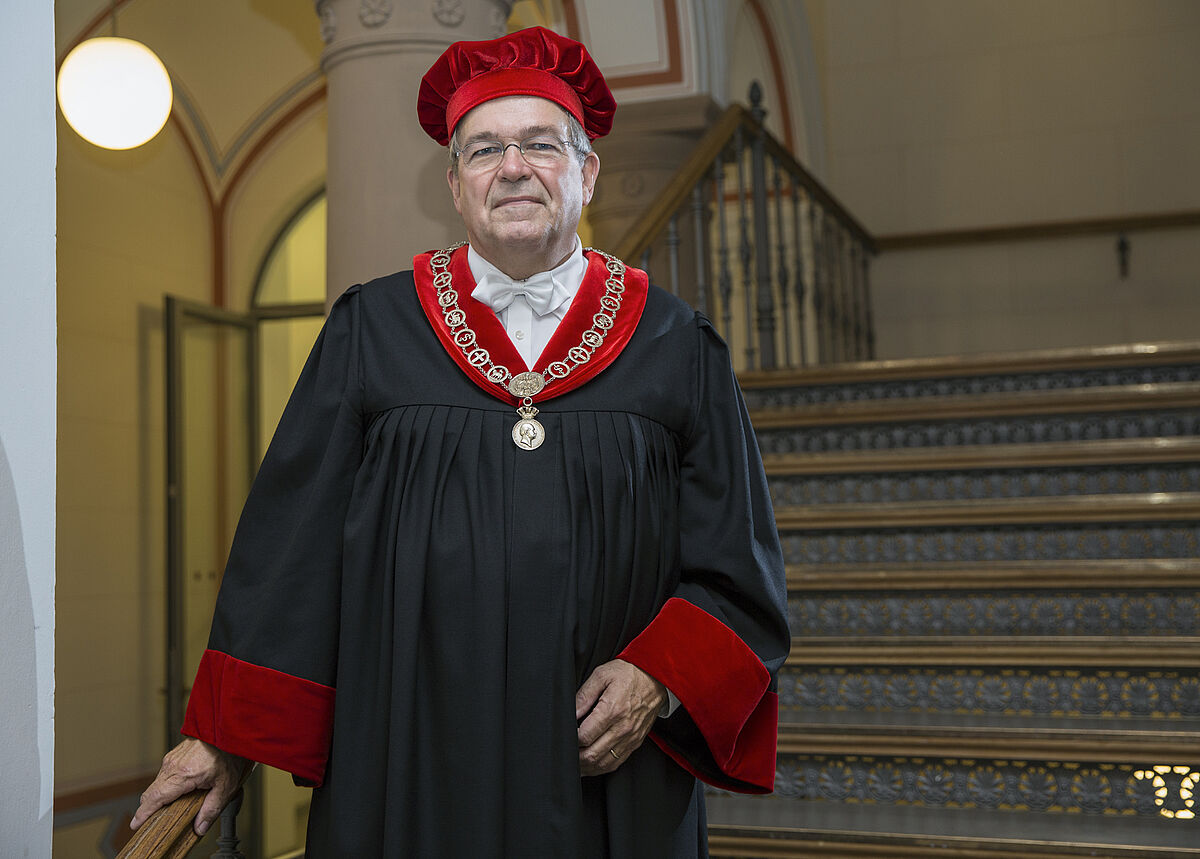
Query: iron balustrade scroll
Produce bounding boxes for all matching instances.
[612,83,877,371]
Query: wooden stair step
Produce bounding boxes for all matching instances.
[778,672,1200,722]
[786,637,1200,668]
[785,559,1200,590]
[762,437,1200,475]
[706,823,1200,859]
[749,381,1200,427]
[733,345,1200,858]
[737,341,1200,390]
[773,492,1200,529]
[775,721,1200,763]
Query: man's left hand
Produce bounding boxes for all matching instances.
[575,658,666,776]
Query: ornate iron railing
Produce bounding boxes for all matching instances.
[612,83,877,371]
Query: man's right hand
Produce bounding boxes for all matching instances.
[130,738,249,836]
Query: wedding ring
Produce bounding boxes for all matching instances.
[609,748,620,760]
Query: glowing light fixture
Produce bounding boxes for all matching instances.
[57,4,172,150]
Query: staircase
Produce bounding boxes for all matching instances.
[708,341,1200,857]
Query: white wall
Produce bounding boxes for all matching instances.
[0,0,57,855]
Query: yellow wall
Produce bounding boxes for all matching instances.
[54,106,325,859]
[54,5,327,853]
[55,110,211,859]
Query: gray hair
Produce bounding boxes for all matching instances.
[448,111,592,173]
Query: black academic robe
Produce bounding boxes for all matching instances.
[184,248,790,857]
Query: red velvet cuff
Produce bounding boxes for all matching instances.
[182,649,336,787]
[618,598,778,793]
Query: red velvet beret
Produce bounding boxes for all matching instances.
[417,26,616,146]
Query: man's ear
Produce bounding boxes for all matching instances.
[581,151,600,206]
[447,165,463,215]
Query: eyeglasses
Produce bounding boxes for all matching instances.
[453,135,572,171]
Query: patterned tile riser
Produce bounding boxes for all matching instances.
[740,364,1200,410]
[709,757,1200,819]
[756,412,1200,454]
[737,365,1200,836]
[769,465,1200,505]
[778,667,1200,719]
[780,525,1200,564]
[787,591,1200,637]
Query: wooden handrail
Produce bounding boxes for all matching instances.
[876,209,1200,252]
[611,103,746,263]
[116,763,253,859]
[611,103,876,263]
[115,790,206,859]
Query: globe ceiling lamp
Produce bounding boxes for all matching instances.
[57,2,173,150]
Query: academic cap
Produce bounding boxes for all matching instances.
[417,26,616,146]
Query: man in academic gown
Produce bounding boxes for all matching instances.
[132,27,790,857]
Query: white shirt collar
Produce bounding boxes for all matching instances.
[467,238,586,318]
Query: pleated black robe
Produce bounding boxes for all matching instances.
[184,248,790,857]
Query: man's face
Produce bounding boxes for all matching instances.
[447,96,600,277]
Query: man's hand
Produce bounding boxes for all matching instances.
[130,738,249,836]
[575,659,667,776]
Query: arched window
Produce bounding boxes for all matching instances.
[252,189,328,457]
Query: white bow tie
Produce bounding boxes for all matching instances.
[471,270,566,317]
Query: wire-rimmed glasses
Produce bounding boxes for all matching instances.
[454,135,572,171]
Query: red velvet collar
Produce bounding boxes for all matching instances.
[413,245,649,406]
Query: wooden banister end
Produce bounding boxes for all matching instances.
[115,789,205,859]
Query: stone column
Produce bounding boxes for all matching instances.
[587,95,721,310]
[316,0,514,302]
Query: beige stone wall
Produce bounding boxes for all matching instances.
[809,0,1200,357]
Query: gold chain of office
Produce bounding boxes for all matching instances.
[428,242,629,450]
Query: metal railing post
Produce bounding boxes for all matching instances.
[735,126,756,370]
[749,82,777,369]
[772,157,791,367]
[714,156,734,340]
[211,789,245,859]
[691,184,710,317]
[666,214,681,297]
[791,178,808,367]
